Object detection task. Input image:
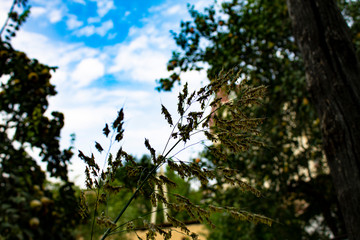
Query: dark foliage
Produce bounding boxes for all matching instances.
[0,1,80,239]
[157,0,359,239]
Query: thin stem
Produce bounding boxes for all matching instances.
[169,140,204,159]
[90,187,101,240]
[101,131,115,171]
[163,138,183,160]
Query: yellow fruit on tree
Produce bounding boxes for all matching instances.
[302,97,309,105]
[28,72,39,82]
[30,199,42,210]
[29,217,40,229]
[33,185,41,191]
[40,196,53,205]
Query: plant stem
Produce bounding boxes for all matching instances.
[90,187,101,240]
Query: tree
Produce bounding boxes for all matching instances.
[287,0,360,239]
[0,1,80,238]
[157,0,359,238]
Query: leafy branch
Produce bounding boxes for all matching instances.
[0,0,30,42]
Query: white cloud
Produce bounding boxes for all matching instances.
[66,14,83,30]
[72,58,105,87]
[49,9,63,23]
[109,44,169,83]
[90,0,115,17]
[87,16,101,24]
[107,0,212,84]
[11,31,103,90]
[108,21,175,83]
[96,20,113,36]
[107,32,117,39]
[97,0,115,17]
[75,25,95,36]
[12,31,87,61]
[148,2,187,17]
[0,2,11,34]
[74,20,113,37]
[30,7,47,17]
[23,0,69,25]
[73,0,86,5]
[164,5,183,16]
[11,31,62,64]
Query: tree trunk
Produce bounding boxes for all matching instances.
[286,0,360,239]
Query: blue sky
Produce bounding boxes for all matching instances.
[0,0,214,186]
[23,0,166,48]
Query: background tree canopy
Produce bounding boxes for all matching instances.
[0,1,80,239]
[157,0,360,239]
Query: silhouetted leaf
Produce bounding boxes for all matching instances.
[161,104,173,126]
[103,123,110,137]
[95,141,103,153]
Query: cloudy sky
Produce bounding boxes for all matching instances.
[0,0,216,186]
